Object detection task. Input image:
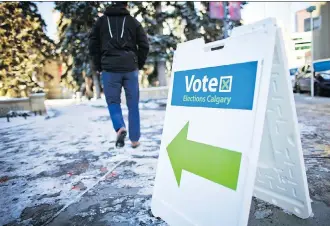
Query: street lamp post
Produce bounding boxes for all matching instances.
[306,5,316,97]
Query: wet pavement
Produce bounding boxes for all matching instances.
[1,94,330,226]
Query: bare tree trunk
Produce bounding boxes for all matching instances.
[88,58,101,99]
[155,2,167,87]
[85,19,101,99]
[157,59,167,86]
[92,72,101,99]
[85,76,93,99]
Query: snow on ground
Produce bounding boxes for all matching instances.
[0,94,330,226]
[0,98,165,225]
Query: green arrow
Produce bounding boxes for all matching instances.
[167,122,242,191]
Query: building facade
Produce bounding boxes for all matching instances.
[290,32,311,67]
[296,2,330,62]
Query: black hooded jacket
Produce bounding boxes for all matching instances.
[88,6,149,72]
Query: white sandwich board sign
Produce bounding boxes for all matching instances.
[151,18,312,226]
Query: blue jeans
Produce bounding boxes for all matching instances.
[101,70,140,142]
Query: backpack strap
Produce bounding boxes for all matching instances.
[107,16,126,39]
[106,16,113,38]
[120,16,126,38]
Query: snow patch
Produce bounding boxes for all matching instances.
[254,209,273,219]
[282,209,293,215]
[299,123,317,135]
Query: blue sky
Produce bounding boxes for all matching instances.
[35,2,57,40]
[36,1,314,41]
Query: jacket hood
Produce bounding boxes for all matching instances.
[104,6,130,16]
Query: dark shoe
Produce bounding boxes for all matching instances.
[131,141,140,149]
[116,129,127,148]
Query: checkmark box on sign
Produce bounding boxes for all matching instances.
[219,76,233,92]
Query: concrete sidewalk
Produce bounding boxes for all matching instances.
[1,95,330,226]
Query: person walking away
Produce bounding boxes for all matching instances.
[88,1,149,148]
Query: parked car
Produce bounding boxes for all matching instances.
[294,70,330,96]
[290,68,298,91]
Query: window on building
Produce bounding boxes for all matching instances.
[304,16,321,31]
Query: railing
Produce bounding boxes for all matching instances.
[0,93,46,118]
[121,86,169,104]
